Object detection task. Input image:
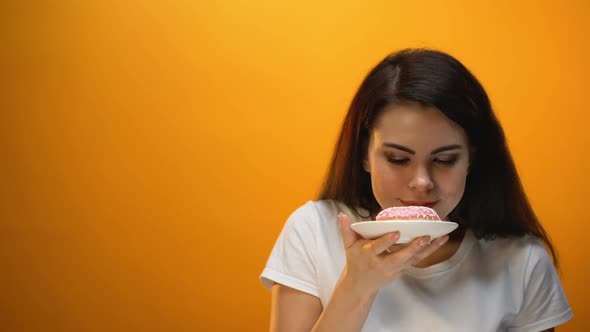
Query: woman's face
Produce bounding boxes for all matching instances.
[364,104,470,220]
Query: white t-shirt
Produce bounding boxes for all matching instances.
[261,200,573,332]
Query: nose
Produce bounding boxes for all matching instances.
[408,165,434,191]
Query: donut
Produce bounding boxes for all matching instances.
[376,206,441,221]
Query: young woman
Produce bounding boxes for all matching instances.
[261,49,572,331]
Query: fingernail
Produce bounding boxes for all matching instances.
[419,236,430,246]
[338,212,343,221]
[390,232,400,240]
[436,236,449,246]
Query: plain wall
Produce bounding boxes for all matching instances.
[4,1,589,331]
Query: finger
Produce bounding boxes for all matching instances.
[409,235,449,266]
[338,212,362,249]
[386,243,405,254]
[365,231,400,255]
[386,235,431,265]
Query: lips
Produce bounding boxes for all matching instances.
[399,200,438,208]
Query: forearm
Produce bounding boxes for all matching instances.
[311,277,377,332]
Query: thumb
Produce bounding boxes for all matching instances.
[338,212,361,249]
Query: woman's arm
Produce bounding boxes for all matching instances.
[310,274,378,332]
[270,282,377,332]
[270,213,448,332]
[270,284,322,332]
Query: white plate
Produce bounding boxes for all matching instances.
[350,220,459,243]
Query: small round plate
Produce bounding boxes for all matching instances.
[350,220,459,243]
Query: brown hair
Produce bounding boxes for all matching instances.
[318,48,558,266]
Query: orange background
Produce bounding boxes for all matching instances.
[4,1,589,331]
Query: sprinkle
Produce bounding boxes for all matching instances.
[376,206,441,221]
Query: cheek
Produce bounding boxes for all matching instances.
[370,162,407,205]
[435,167,468,219]
[436,166,468,197]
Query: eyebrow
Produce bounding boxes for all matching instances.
[383,143,463,155]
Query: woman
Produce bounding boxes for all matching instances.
[261,49,572,331]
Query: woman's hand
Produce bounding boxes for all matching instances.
[337,212,449,296]
[308,212,450,332]
[273,226,449,332]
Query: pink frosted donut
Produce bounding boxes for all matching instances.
[376,206,441,221]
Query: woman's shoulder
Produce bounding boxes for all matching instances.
[288,199,369,224]
[479,233,545,250]
[460,233,557,284]
[475,233,551,265]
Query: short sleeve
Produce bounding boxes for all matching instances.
[507,241,573,332]
[260,201,321,297]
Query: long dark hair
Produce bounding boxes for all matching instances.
[318,48,557,266]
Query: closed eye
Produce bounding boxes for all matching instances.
[386,157,410,165]
[434,157,458,165]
